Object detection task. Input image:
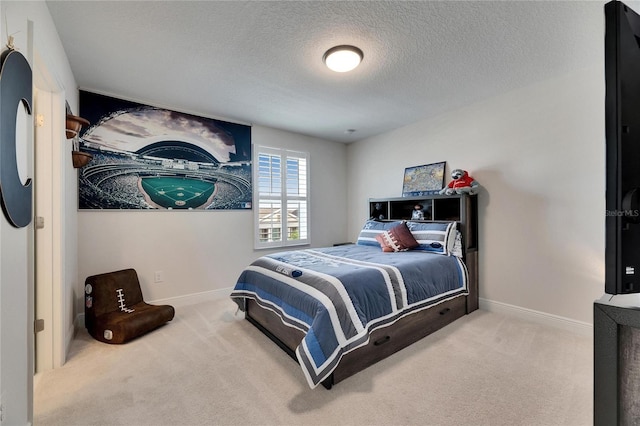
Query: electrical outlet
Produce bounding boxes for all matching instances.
[154,270,164,283]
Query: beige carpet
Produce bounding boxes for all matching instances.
[33,297,592,426]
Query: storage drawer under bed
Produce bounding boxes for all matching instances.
[245,294,468,387]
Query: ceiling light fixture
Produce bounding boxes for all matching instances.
[323,45,363,73]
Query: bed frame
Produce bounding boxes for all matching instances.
[245,194,478,389]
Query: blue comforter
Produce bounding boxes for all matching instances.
[230,245,468,388]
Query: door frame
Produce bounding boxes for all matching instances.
[33,52,66,373]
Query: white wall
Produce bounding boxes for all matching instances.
[2,1,78,423]
[347,63,605,325]
[1,3,34,425]
[77,124,347,308]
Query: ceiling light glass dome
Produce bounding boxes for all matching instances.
[323,45,363,73]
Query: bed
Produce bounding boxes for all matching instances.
[231,201,478,389]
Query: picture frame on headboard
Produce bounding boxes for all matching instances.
[402,161,446,197]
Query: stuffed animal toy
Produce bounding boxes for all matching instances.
[439,169,479,195]
[411,204,424,220]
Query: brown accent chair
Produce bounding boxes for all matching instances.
[84,268,175,344]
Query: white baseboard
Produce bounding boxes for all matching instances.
[74,287,234,330]
[65,323,75,363]
[148,287,233,307]
[74,313,84,332]
[479,298,593,337]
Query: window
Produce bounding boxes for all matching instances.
[255,146,309,248]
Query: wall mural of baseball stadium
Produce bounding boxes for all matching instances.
[78,91,251,210]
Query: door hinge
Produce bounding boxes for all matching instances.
[35,216,45,229]
[34,318,45,333]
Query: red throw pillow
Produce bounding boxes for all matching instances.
[375,222,419,252]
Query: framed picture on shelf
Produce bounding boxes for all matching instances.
[402,161,446,197]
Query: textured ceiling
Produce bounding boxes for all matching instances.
[45,0,605,143]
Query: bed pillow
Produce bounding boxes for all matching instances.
[356,220,403,248]
[451,231,463,257]
[406,221,457,255]
[375,222,419,252]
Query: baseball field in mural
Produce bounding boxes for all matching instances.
[140,177,215,209]
[77,90,252,210]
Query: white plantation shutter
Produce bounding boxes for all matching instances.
[255,146,309,248]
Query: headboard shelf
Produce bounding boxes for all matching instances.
[369,193,472,219]
[368,193,478,251]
